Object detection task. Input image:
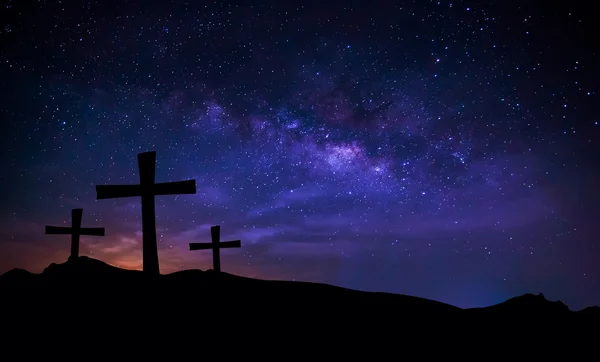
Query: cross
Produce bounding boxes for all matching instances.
[189,225,241,273]
[45,208,105,260]
[95,151,196,275]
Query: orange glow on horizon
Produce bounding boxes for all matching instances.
[0,218,338,285]
[0,237,303,283]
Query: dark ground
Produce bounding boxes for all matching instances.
[0,256,597,353]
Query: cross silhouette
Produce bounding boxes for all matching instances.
[95,151,196,275]
[45,208,105,260]
[189,225,241,273]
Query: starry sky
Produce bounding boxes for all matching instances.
[1,0,599,309]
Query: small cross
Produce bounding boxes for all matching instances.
[189,225,241,273]
[45,208,105,260]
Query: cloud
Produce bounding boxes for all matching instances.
[87,234,141,255]
[167,223,216,244]
[246,184,325,217]
[0,219,47,244]
[195,185,232,204]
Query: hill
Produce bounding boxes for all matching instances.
[0,256,460,309]
[0,256,598,336]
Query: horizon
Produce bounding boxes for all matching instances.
[3,253,589,311]
[1,1,599,311]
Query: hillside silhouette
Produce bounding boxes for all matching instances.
[0,256,459,308]
[1,256,598,327]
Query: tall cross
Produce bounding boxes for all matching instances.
[189,225,241,273]
[95,151,196,275]
[45,208,105,260]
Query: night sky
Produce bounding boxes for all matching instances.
[1,0,599,310]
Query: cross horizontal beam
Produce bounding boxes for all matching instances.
[96,184,141,199]
[96,180,196,199]
[154,180,197,195]
[189,240,241,251]
[45,226,105,236]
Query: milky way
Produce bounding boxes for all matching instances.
[1,0,599,309]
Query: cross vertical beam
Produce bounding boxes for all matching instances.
[211,226,221,273]
[45,208,105,260]
[189,225,241,273]
[70,208,82,259]
[139,151,159,276]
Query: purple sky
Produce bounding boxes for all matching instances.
[1,0,599,310]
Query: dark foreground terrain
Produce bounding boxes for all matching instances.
[0,256,598,351]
